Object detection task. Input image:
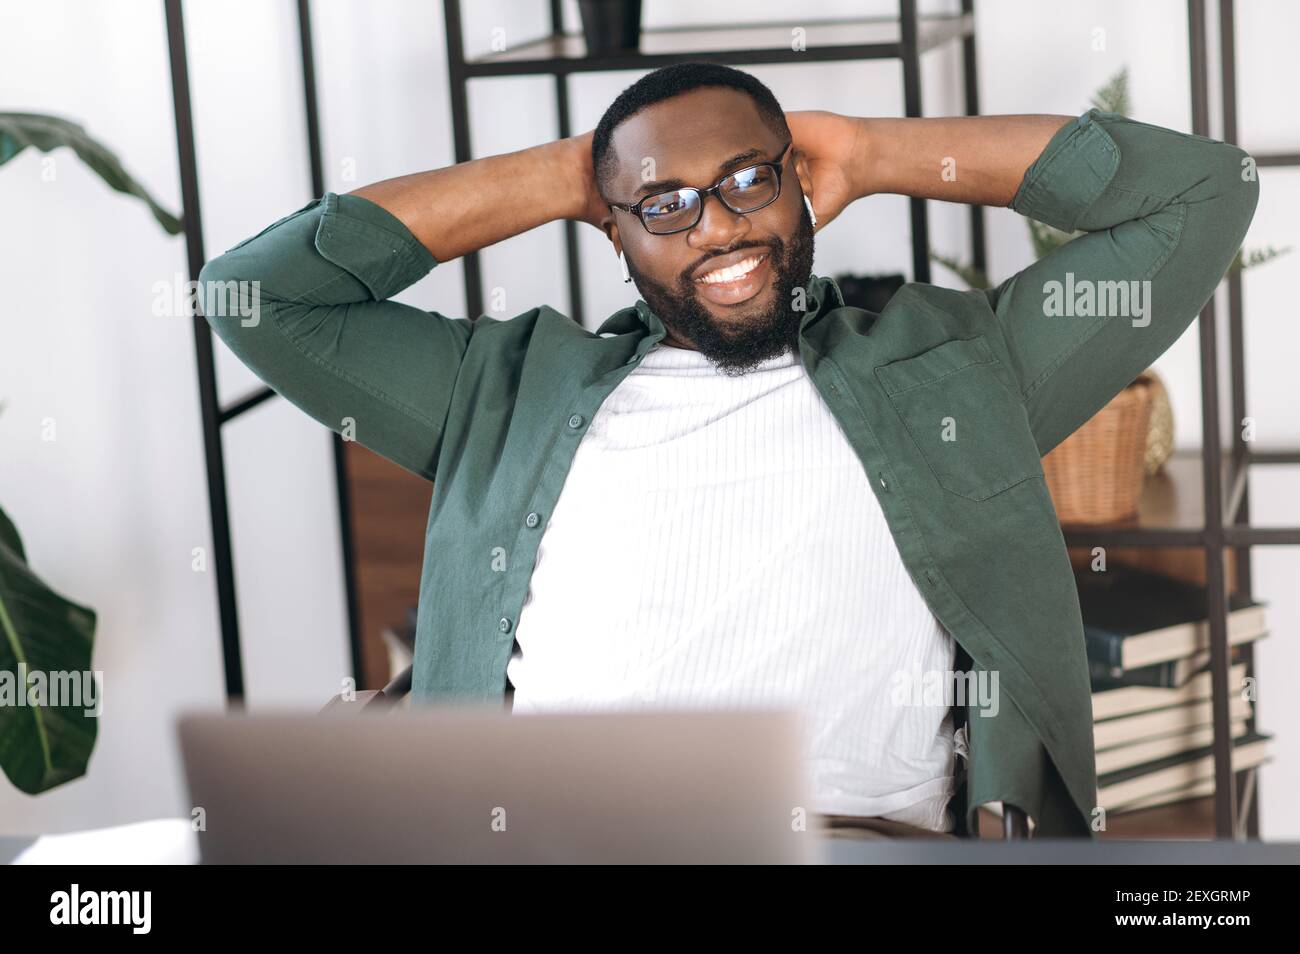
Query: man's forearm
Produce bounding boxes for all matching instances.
[853,114,1074,207]
[349,136,588,262]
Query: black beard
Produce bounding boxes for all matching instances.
[624,200,817,376]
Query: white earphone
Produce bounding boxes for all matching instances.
[619,250,631,283]
[804,195,817,229]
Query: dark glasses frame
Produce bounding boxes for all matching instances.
[608,142,793,235]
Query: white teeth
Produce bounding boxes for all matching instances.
[696,254,765,285]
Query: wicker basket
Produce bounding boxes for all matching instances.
[1043,373,1156,525]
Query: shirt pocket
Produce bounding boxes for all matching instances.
[874,335,1044,502]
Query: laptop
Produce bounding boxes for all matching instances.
[177,704,823,864]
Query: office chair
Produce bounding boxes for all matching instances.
[322,661,1031,840]
[949,640,1031,840]
[320,663,412,712]
[949,692,1031,840]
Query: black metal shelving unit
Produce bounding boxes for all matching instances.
[164,0,364,701]
[1058,0,1292,840]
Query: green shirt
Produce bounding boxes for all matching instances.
[198,107,1258,837]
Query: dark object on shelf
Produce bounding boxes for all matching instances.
[833,271,905,313]
[578,0,641,54]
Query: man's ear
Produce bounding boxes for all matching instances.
[605,218,622,255]
[792,148,814,207]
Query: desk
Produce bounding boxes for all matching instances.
[824,838,1300,864]
[0,837,34,864]
[6,831,1298,864]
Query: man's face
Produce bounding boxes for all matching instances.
[602,87,816,375]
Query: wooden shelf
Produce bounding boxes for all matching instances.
[977,794,1226,840]
[1099,795,1218,840]
[1059,448,1300,550]
[1060,450,1234,547]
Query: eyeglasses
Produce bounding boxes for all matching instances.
[609,142,792,235]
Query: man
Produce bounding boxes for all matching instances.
[199,62,1258,839]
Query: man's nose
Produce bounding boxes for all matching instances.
[690,193,749,246]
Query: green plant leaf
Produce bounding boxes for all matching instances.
[917,67,1284,291]
[1089,66,1130,116]
[1228,243,1293,275]
[0,502,98,795]
[1028,218,1083,258]
[0,505,24,563]
[928,248,990,289]
[0,112,183,235]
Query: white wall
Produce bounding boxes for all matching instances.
[1,0,1295,838]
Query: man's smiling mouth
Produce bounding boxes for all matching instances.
[692,251,772,307]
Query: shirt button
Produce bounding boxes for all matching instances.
[626,354,639,365]
[525,511,541,528]
[498,616,512,633]
[567,414,584,429]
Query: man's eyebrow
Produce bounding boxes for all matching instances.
[631,147,767,200]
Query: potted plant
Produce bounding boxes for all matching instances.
[0,112,181,794]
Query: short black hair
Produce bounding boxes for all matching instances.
[592,61,790,199]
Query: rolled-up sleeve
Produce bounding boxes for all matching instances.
[978,107,1260,455]
[197,192,472,481]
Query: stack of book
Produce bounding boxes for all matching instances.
[1079,565,1273,816]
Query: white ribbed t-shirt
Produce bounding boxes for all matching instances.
[506,339,958,831]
